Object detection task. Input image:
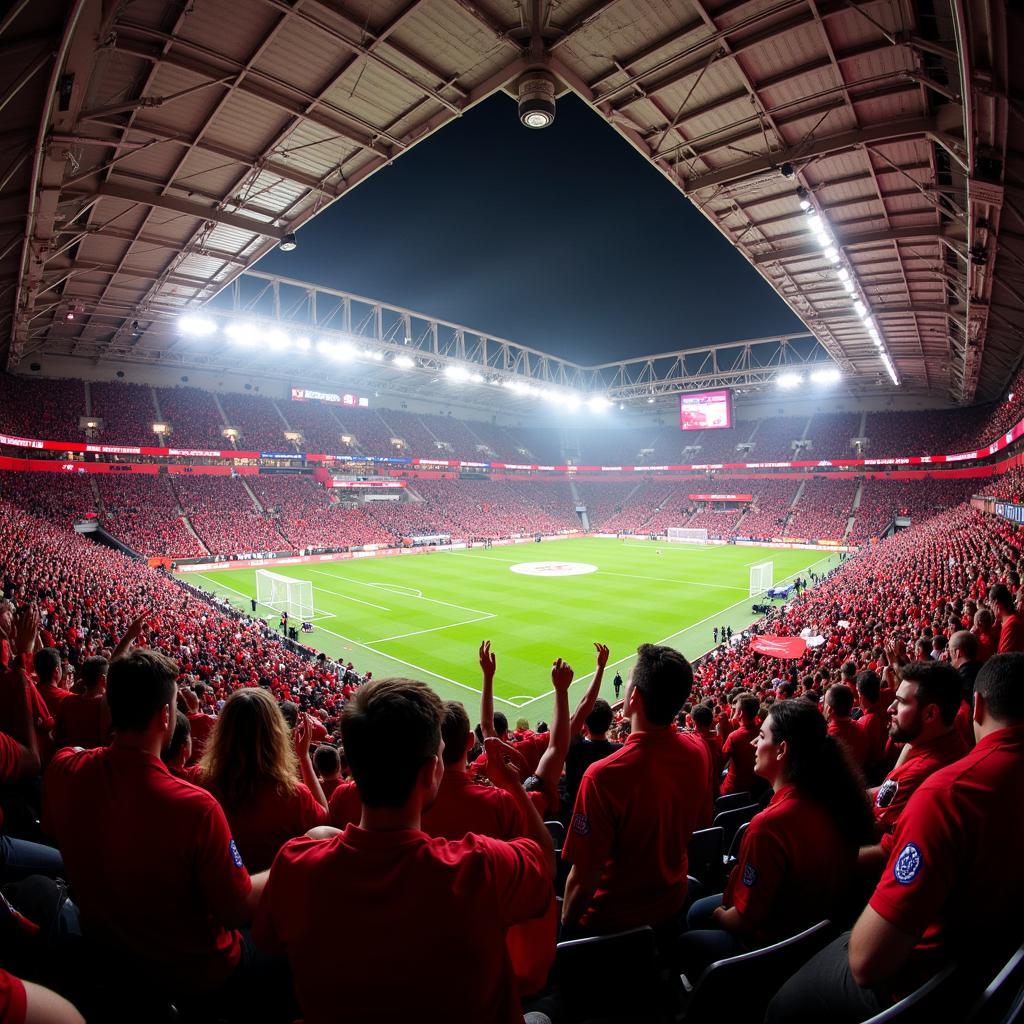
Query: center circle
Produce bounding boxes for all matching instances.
[510,561,599,577]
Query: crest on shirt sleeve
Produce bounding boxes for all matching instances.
[742,863,758,887]
[876,779,899,808]
[893,842,922,885]
[571,813,590,837]
[229,839,244,869]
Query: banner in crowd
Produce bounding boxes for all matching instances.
[687,493,753,502]
[749,635,808,659]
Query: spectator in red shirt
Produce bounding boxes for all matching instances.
[200,689,328,872]
[824,683,870,770]
[32,649,68,723]
[679,700,873,977]
[972,607,997,661]
[181,686,216,765]
[42,649,284,1015]
[252,677,553,1024]
[163,711,204,784]
[767,652,1024,1022]
[721,694,760,795]
[988,583,1024,653]
[854,670,890,783]
[312,745,342,799]
[690,704,724,789]
[561,643,709,938]
[54,656,110,750]
[859,660,967,878]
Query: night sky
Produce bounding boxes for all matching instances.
[258,92,804,365]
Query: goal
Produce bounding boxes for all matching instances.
[255,569,314,621]
[749,561,774,597]
[667,527,709,544]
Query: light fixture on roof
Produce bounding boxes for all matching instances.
[294,336,311,352]
[517,70,557,129]
[777,372,803,388]
[796,186,811,211]
[811,367,841,384]
[393,354,415,369]
[225,322,259,346]
[853,300,867,320]
[279,233,297,252]
[65,302,84,322]
[179,315,217,337]
[587,395,611,413]
[646,396,655,404]
[444,365,471,382]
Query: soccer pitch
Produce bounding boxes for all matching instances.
[191,538,837,720]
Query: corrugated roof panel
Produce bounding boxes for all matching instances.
[251,18,355,96]
[272,121,362,179]
[206,92,293,157]
[174,0,282,64]
[322,59,426,127]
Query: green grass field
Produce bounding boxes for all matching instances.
[189,538,837,720]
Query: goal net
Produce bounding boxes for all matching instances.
[667,527,709,544]
[255,569,314,621]
[749,561,774,597]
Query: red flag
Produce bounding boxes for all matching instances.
[750,635,808,660]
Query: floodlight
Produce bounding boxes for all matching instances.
[842,279,855,294]
[837,267,850,282]
[811,368,841,384]
[316,339,336,357]
[777,372,803,388]
[393,354,415,369]
[815,231,831,248]
[517,71,556,129]
[364,349,384,361]
[266,328,290,351]
[797,186,811,211]
[806,214,823,234]
[445,365,471,382]
[469,372,484,384]
[225,322,259,345]
[279,233,297,252]
[565,394,582,411]
[823,246,839,263]
[853,300,867,319]
[587,395,610,412]
[294,336,311,352]
[179,315,217,337]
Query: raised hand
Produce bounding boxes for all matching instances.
[593,643,610,670]
[551,658,574,693]
[14,604,39,659]
[478,640,496,681]
[293,713,313,757]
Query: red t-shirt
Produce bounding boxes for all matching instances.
[328,780,361,828]
[319,777,341,799]
[828,717,870,769]
[253,828,551,1024]
[725,785,855,943]
[36,683,70,722]
[0,970,25,1024]
[474,733,548,776]
[997,613,1024,653]
[870,724,1024,993]
[54,693,109,750]
[721,724,758,794]
[856,708,890,775]
[187,713,216,763]
[422,768,525,841]
[43,745,251,992]
[0,732,22,783]
[562,727,709,932]
[872,730,968,848]
[210,780,327,873]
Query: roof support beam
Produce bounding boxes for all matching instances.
[683,117,936,193]
[753,225,946,265]
[62,183,288,240]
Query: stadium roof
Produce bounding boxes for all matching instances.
[1,0,1018,405]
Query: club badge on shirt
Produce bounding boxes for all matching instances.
[894,842,922,885]
[876,779,899,808]
[742,863,758,887]
[571,812,590,837]
[229,839,244,869]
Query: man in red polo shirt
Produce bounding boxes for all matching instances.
[766,652,1024,1022]
[858,660,967,877]
[33,649,69,723]
[42,649,278,1014]
[854,670,891,783]
[561,643,709,937]
[988,583,1024,653]
[720,694,760,795]
[824,683,870,769]
[54,656,110,750]
[253,677,553,1024]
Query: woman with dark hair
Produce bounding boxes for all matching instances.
[200,688,328,872]
[677,699,874,976]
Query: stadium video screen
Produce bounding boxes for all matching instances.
[679,389,733,431]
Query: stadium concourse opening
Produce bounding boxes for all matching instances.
[0,0,1022,1021]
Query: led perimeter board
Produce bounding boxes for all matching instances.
[679,389,733,431]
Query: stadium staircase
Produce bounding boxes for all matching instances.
[845,482,864,540]
[272,401,291,429]
[83,380,92,416]
[211,392,231,430]
[150,386,163,423]
[798,416,813,442]
[567,478,590,530]
[167,478,210,554]
[239,478,266,513]
[782,480,807,535]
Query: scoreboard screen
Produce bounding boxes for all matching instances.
[679,389,732,431]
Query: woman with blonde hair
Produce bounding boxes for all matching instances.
[201,688,327,872]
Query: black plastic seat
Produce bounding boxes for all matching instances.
[714,792,751,813]
[711,803,759,846]
[968,944,1024,1024]
[861,963,960,1023]
[687,827,724,892]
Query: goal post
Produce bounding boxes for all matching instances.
[749,561,774,597]
[255,569,314,621]
[667,527,709,544]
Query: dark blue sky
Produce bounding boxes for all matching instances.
[258,92,803,365]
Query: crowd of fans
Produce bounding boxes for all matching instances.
[784,478,859,541]
[154,386,229,449]
[219,392,290,452]
[88,382,159,446]
[96,475,207,558]
[171,477,286,555]
[0,376,84,440]
[0,480,1020,1021]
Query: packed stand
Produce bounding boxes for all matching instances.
[784,477,858,540]
[576,427,661,466]
[171,476,285,555]
[247,475,393,549]
[574,480,652,530]
[154,386,227,449]
[849,477,979,540]
[96,475,206,557]
[219,392,289,452]
[985,465,1024,503]
[749,416,807,460]
[89,382,158,446]
[735,478,799,538]
[808,411,862,456]
[0,374,85,440]
[419,410,494,460]
[270,398,350,455]
[586,479,679,533]
[0,471,96,526]
[374,408,440,455]
[864,407,986,459]
[334,405,398,456]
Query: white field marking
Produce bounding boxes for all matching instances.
[308,581,391,612]
[306,568,494,618]
[597,569,747,591]
[365,613,496,645]
[355,582,423,598]
[511,553,836,709]
[311,622,521,707]
[195,576,518,705]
